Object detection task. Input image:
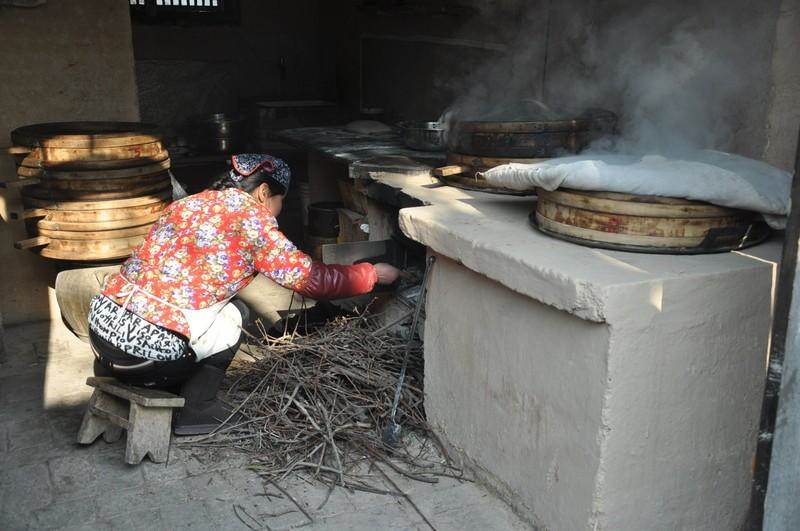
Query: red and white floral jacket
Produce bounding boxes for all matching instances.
[102,188,377,337]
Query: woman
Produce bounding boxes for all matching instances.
[88,154,400,435]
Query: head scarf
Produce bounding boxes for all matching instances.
[230,153,291,192]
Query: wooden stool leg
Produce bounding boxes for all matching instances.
[125,402,174,464]
[77,389,130,445]
[103,425,124,443]
[77,390,109,445]
[80,389,130,443]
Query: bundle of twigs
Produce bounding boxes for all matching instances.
[183,310,466,500]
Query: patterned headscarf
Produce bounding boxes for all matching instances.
[230,154,291,192]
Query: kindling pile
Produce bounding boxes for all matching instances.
[182,311,468,499]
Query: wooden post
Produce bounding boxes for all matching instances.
[763,129,800,528]
[750,128,800,528]
[0,311,6,365]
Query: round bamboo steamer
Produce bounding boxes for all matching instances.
[37,224,152,241]
[23,180,170,201]
[24,197,169,224]
[436,152,543,195]
[24,175,170,200]
[41,171,169,193]
[17,149,170,172]
[40,236,148,261]
[36,211,163,231]
[10,122,172,261]
[534,188,769,254]
[18,190,171,261]
[11,122,161,149]
[25,142,165,163]
[17,159,171,180]
[21,189,172,212]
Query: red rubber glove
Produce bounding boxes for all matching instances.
[297,262,378,300]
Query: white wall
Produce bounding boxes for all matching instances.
[423,249,775,529]
[425,255,610,529]
[597,263,773,529]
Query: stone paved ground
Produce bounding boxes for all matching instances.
[0,321,531,530]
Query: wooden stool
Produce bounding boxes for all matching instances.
[77,377,185,464]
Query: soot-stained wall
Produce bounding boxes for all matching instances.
[322,0,541,123]
[328,0,799,169]
[132,0,333,133]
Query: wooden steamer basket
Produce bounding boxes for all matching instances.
[434,152,542,195]
[533,188,770,254]
[448,117,594,158]
[433,111,615,195]
[8,122,172,262]
[18,191,172,261]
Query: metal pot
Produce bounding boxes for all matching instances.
[398,121,447,151]
[193,113,244,154]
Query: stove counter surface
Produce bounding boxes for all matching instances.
[273,125,780,325]
[351,158,781,323]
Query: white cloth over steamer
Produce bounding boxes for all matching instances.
[480,150,792,229]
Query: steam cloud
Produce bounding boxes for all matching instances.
[448,0,778,157]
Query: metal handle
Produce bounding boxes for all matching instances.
[388,255,436,422]
[433,165,469,177]
[15,236,50,250]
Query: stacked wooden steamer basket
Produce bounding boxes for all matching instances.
[9,122,172,261]
[533,189,768,254]
[428,109,766,253]
[432,111,614,194]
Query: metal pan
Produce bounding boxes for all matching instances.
[398,121,447,152]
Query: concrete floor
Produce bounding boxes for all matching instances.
[0,320,530,531]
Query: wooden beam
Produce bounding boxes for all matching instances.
[750,126,800,528]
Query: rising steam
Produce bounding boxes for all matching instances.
[447,0,779,157]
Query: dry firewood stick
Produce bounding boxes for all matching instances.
[372,462,437,531]
[284,395,323,433]
[363,446,438,484]
[317,478,337,511]
[319,402,344,486]
[280,384,301,415]
[314,442,327,478]
[232,504,263,531]
[268,481,314,525]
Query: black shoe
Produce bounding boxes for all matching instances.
[173,397,237,436]
[173,364,239,436]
